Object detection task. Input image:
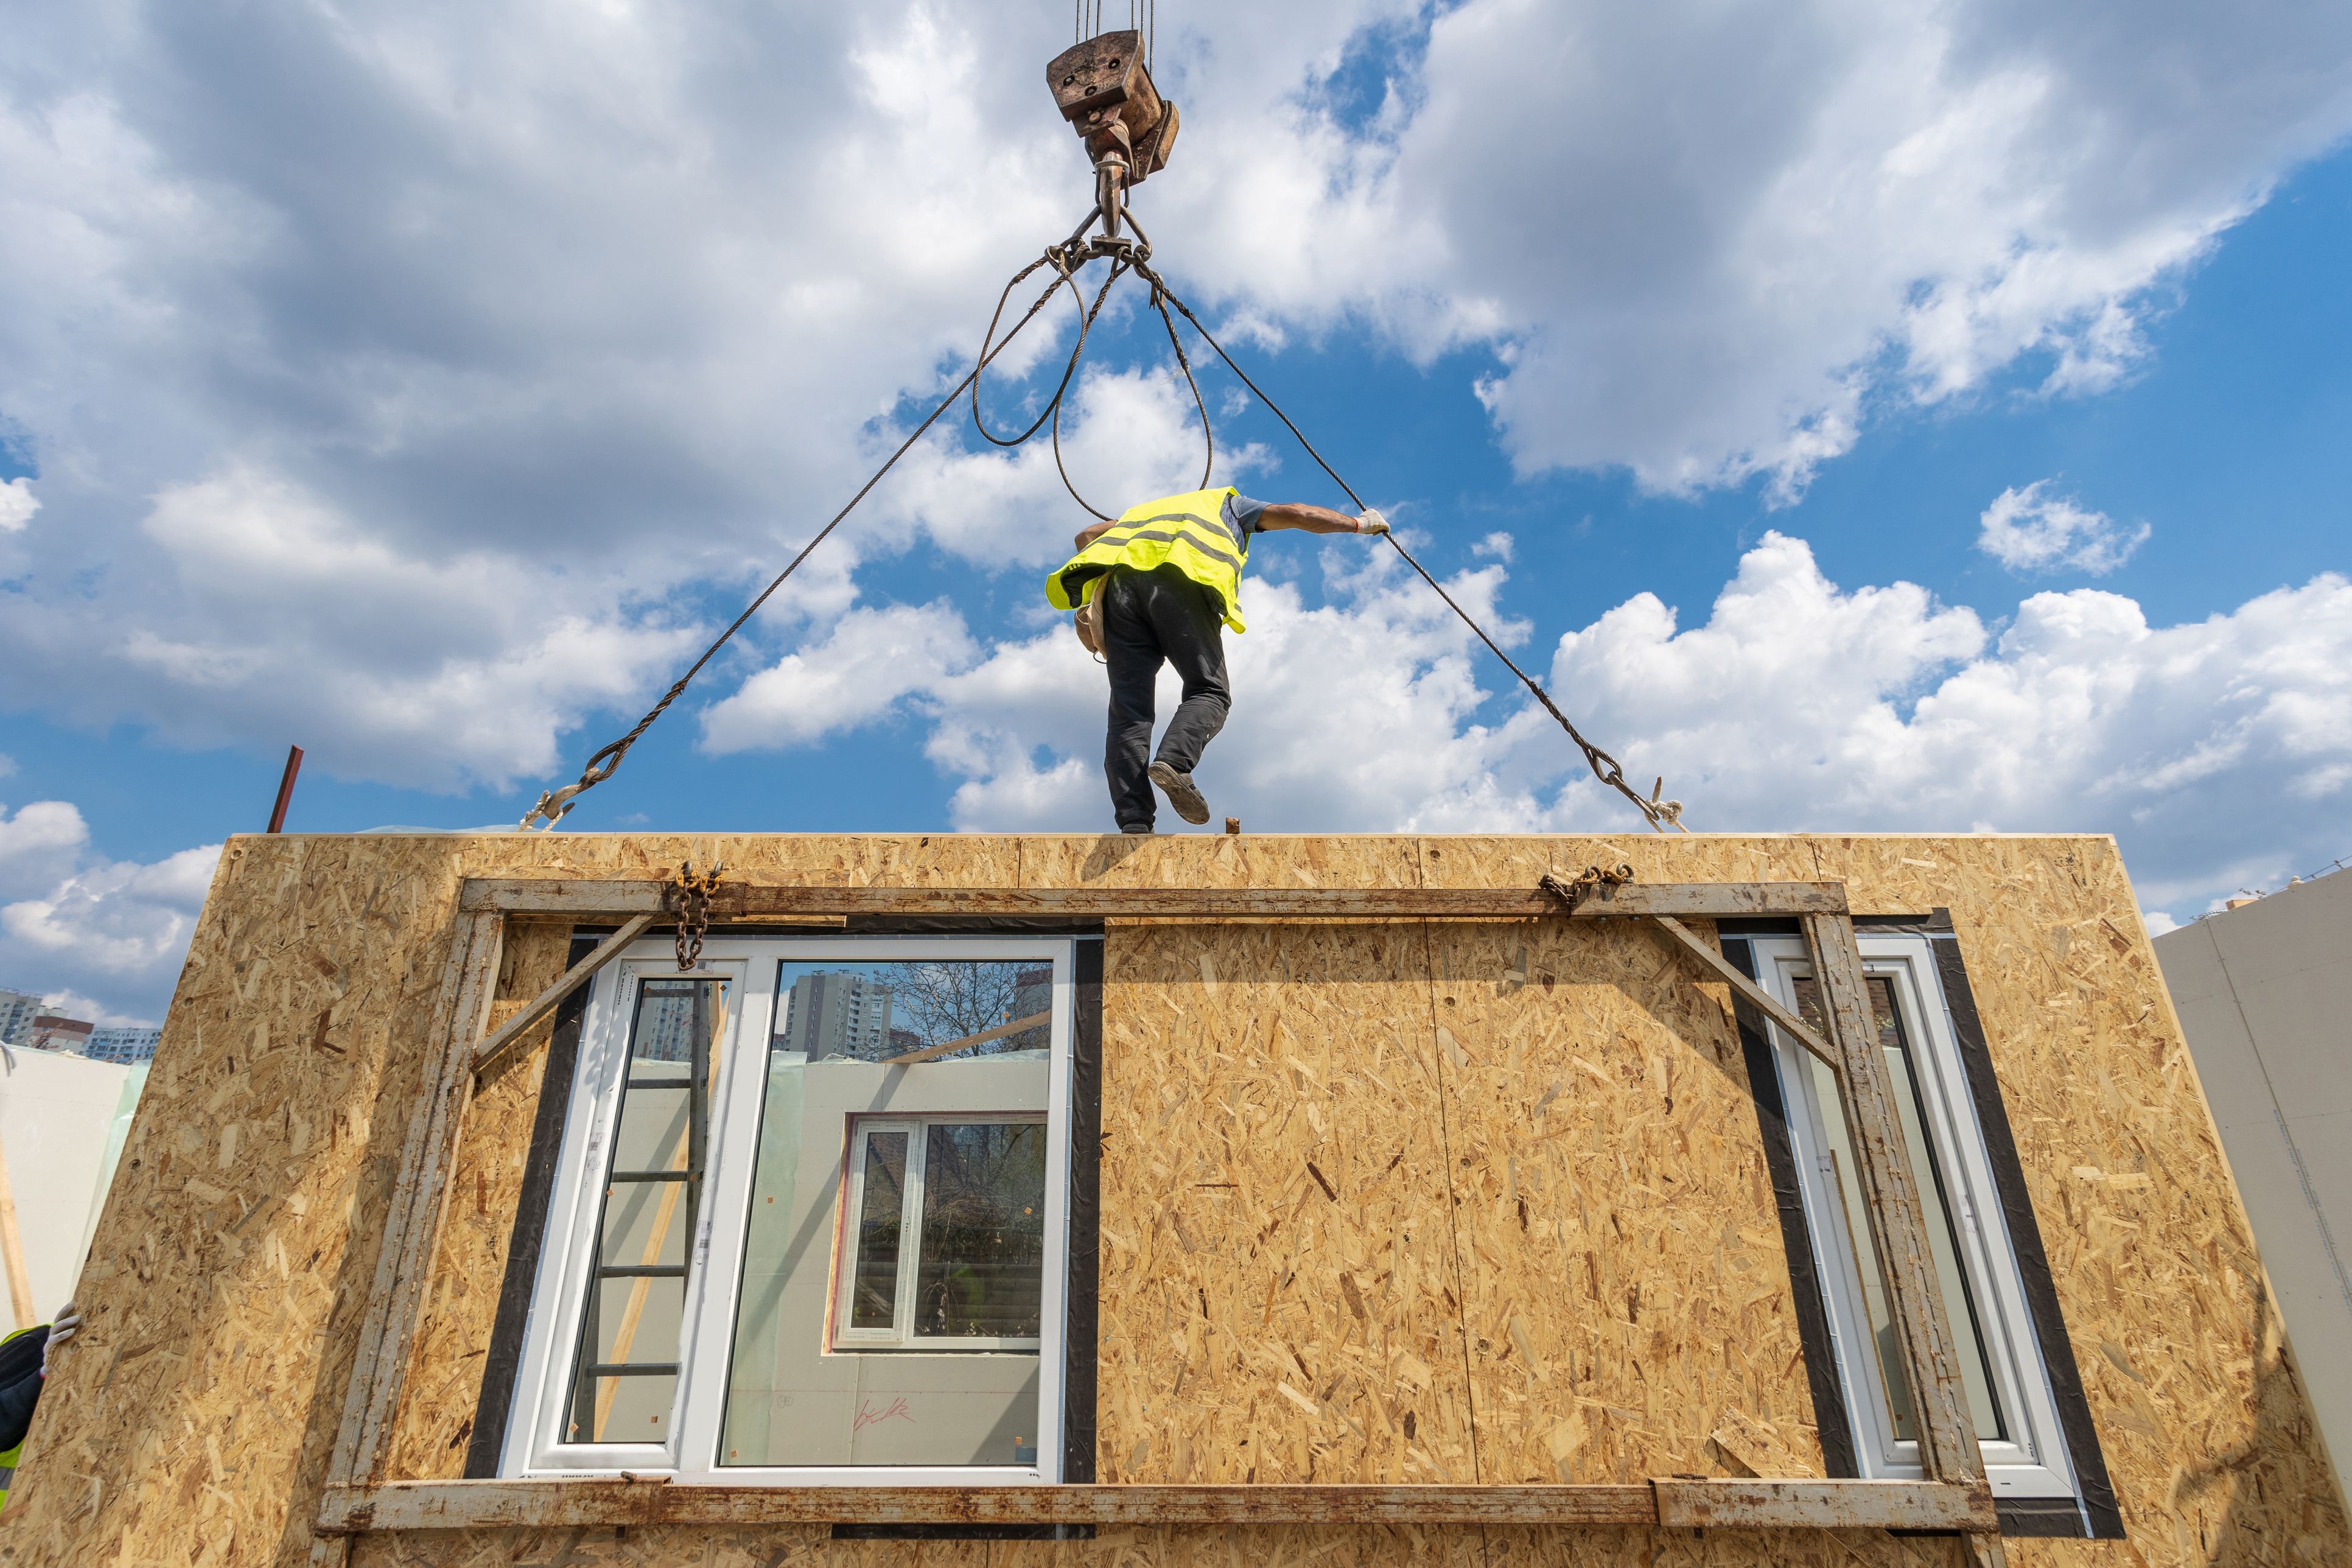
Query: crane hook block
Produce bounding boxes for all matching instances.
[1047,30,1180,185]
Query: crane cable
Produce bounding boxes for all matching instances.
[519,213,1685,834]
[519,213,1096,831]
[1124,252,1686,833]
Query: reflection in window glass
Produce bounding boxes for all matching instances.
[565,975,730,1443]
[774,959,1051,1062]
[718,958,1055,1468]
[850,1132,908,1329]
[917,1124,1046,1339]
[1793,973,2007,1444]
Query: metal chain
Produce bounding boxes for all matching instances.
[667,861,724,970]
[1539,864,1636,914]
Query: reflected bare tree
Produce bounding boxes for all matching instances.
[892,962,1051,1056]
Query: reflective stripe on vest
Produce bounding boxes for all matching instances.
[1044,486,1251,632]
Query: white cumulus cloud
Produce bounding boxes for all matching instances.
[0,477,37,532]
[0,799,221,1024]
[1976,481,2150,573]
[715,532,2352,926]
[0,0,2347,786]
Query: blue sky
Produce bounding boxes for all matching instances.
[3,1,2350,1021]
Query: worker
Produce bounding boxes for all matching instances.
[0,1300,79,1513]
[1046,486,1388,832]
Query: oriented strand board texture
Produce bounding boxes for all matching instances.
[1096,922,1479,1485]
[1427,914,1824,1484]
[9,832,2348,1568]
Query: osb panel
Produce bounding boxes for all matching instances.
[0,835,1026,1568]
[1013,831,1424,892]
[1425,915,1825,1484]
[1923,838,2350,1568]
[1421,835,2352,1567]
[13,830,2351,1568]
[1096,921,1478,1485]
[382,919,578,1481]
[4,834,470,1568]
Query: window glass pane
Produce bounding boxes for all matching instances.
[564,975,729,1444]
[850,1132,908,1329]
[916,1123,1047,1339]
[775,959,1051,1061]
[1793,974,2007,1446]
[719,957,1054,1468]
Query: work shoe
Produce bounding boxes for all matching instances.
[1147,761,1211,825]
[1120,824,1153,835]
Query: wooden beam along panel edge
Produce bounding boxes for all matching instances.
[1653,1478,1995,1531]
[457,879,1849,919]
[318,1479,1990,1533]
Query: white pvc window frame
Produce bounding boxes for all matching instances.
[1748,933,2078,1502]
[499,934,1078,1486]
[835,1115,1051,1353]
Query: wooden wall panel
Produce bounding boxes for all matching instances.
[3,834,467,1568]
[1095,920,1477,1485]
[1423,914,1825,1485]
[10,830,2348,1568]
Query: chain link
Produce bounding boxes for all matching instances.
[1539,864,1637,915]
[666,861,724,970]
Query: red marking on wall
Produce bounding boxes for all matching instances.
[853,1396,913,1435]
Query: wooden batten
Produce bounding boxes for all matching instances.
[8,831,2347,1568]
[453,877,1849,920]
[314,1476,1989,1530]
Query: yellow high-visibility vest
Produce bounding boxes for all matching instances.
[0,1324,38,1514]
[1045,486,1252,632]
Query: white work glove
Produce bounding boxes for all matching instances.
[1354,508,1390,536]
[41,1300,79,1374]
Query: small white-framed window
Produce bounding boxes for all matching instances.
[500,937,1076,1485]
[836,1116,1049,1351]
[1747,933,2078,1501]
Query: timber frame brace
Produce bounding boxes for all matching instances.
[314,873,2007,1563]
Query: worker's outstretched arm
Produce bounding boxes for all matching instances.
[1256,502,1388,535]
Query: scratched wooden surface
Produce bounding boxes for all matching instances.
[7,832,2344,1568]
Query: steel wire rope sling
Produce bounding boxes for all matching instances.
[520,20,1684,834]
[1123,253,1689,833]
[519,209,1123,830]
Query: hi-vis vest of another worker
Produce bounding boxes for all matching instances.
[1045,486,1252,634]
[0,1323,41,1513]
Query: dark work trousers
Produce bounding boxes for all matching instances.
[1101,563,1232,831]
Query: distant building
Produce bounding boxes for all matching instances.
[631,980,723,1065]
[0,988,43,1045]
[1003,967,1052,1052]
[86,1027,163,1065]
[27,1015,94,1055]
[887,1027,923,1057]
[1013,968,1051,1022]
[775,972,895,1060]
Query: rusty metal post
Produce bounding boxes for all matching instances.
[267,744,305,833]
